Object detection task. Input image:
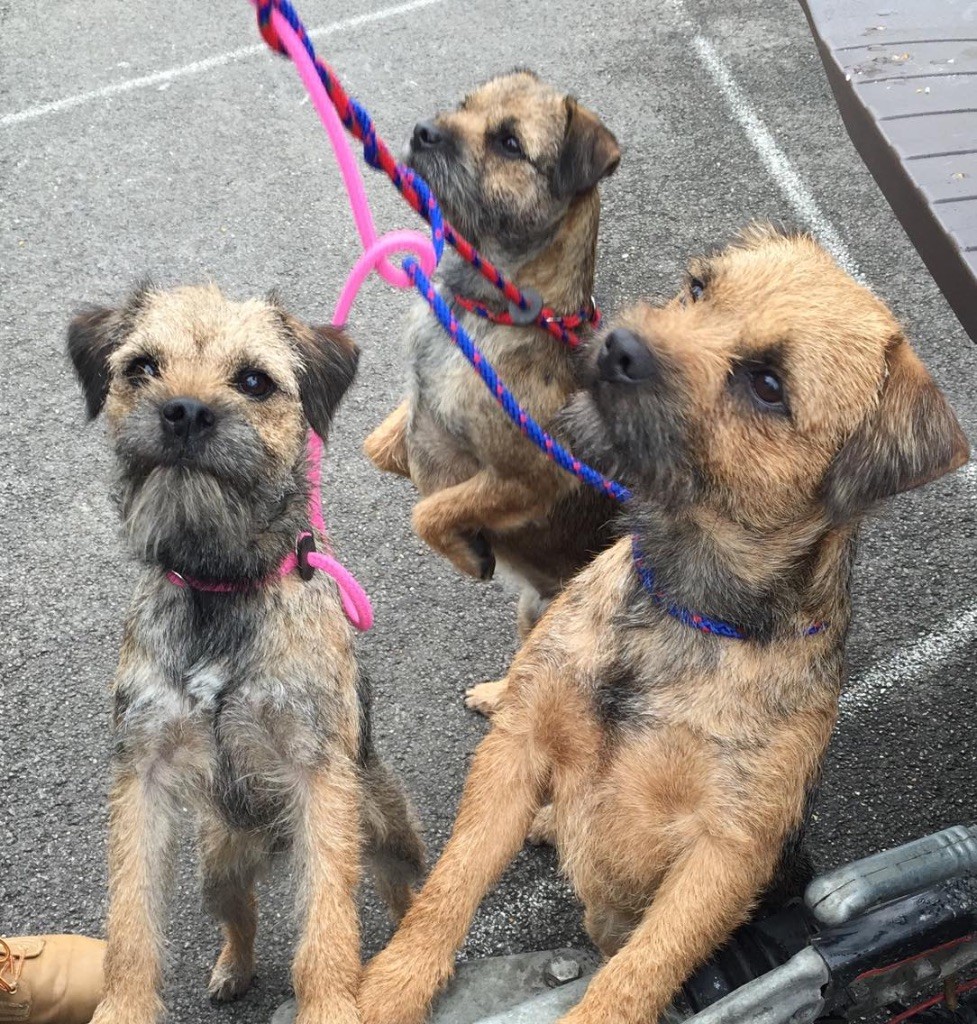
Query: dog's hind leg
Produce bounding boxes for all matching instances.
[291,760,362,1024]
[200,821,267,1002]
[359,702,548,1024]
[466,590,550,716]
[364,400,412,478]
[526,802,557,847]
[516,587,551,639]
[558,837,777,1024]
[361,754,426,922]
[90,766,179,1024]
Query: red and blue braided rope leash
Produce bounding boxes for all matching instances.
[252,0,829,640]
[256,1,587,348]
[254,0,631,503]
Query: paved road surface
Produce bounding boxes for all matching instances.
[1,1,975,1020]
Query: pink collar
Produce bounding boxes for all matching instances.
[164,432,373,632]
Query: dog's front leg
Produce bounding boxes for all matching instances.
[359,714,546,1024]
[292,760,362,1024]
[557,838,775,1024]
[412,470,548,579]
[91,766,178,1024]
[364,400,412,478]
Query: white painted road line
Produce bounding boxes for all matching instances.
[663,0,859,276]
[691,34,861,280]
[842,459,975,711]
[0,0,445,129]
[842,602,977,713]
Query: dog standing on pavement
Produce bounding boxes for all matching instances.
[365,71,621,709]
[357,227,970,1024]
[67,284,424,1024]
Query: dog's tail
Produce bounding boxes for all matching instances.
[361,753,426,922]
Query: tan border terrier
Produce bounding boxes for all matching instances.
[357,227,969,1024]
[67,284,425,1024]
[364,71,621,707]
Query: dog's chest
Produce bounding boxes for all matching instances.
[182,662,227,705]
[116,584,348,827]
[406,299,574,448]
[409,305,496,422]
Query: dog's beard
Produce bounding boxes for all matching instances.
[558,388,694,506]
[117,464,306,582]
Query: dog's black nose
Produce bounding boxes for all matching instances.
[597,329,658,384]
[160,398,216,440]
[412,119,444,150]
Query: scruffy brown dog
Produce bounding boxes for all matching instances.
[67,285,424,1024]
[357,227,969,1024]
[365,71,621,688]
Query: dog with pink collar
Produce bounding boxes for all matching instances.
[67,283,423,1024]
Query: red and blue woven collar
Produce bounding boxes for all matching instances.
[631,536,826,641]
[454,293,600,349]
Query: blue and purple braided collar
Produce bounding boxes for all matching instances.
[631,537,827,641]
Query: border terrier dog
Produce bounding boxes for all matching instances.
[357,227,969,1024]
[67,284,424,1024]
[364,71,621,704]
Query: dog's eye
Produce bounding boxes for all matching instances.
[125,356,160,386]
[497,133,525,159]
[749,368,786,409]
[688,277,706,302]
[236,369,276,400]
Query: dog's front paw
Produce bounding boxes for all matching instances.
[207,945,254,1002]
[464,679,507,716]
[295,1001,359,1024]
[359,946,448,1024]
[90,995,162,1024]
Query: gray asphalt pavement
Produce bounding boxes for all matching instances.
[2,1,976,1021]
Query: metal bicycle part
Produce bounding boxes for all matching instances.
[682,878,977,1024]
[806,825,977,928]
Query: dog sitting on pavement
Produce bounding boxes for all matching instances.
[364,71,621,710]
[67,284,424,1024]
[357,226,970,1024]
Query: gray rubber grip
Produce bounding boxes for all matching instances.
[680,947,829,1024]
[472,978,591,1024]
[806,824,977,927]
[472,978,689,1024]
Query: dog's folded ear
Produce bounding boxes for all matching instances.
[68,285,153,419]
[289,321,360,437]
[552,97,621,199]
[822,336,969,522]
[67,306,126,419]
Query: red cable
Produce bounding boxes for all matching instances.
[886,976,977,1024]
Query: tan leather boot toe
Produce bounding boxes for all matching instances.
[0,935,105,1024]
